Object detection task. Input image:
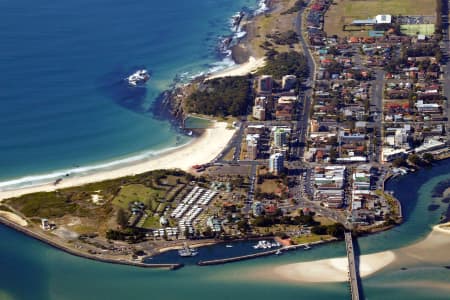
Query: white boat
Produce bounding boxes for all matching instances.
[225,244,233,248]
[178,243,198,257]
[126,69,150,87]
[275,249,282,255]
[303,244,311,250]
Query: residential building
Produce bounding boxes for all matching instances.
[258,75,273,94]
[282,75,297,90]
[252,105,266,121]
[269,153,284,174]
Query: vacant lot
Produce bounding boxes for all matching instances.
[324,0,437,37]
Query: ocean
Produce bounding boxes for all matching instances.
[0,0,261,188]
[1,156,450,300]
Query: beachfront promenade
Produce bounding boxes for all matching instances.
[345,232,361,300]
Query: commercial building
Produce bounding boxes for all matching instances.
[313,165,346,208]
[269,153,284,175]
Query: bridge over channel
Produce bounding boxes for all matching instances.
[344,232,362,300]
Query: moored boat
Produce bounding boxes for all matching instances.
[178,243,198,257]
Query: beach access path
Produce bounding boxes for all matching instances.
[0,121,235,201]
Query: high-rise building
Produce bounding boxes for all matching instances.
[258,75,273,94]
[274,128,288,147]
[282,75,297,90]
[269,153,284,175]
[247,139,258,160]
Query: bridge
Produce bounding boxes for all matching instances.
[345,232,361,300]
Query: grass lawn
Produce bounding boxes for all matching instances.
[314,216,335,226]
[249,0,303,57]
[112,184,165,210]
[401,24,435,35]
[325,0,437,37]
[258,179,282,194]
[291,234,332,244]
[141,215,161,229]
[223,147,236,161]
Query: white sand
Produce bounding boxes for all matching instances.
[255,222,450,284]
[272,251,396,283]
[207,56,266,80]
[0,211,28,226]
[0,121,235,201]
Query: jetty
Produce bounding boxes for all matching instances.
[345,231,361,300]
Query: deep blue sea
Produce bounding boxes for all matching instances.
[0,0,260,186]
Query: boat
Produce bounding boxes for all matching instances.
[275,249,282,255]
[126,69,150,87]
[178,243,198,257]
[225,244,233,248]
[253,240,278,250]
[303,244,311,250]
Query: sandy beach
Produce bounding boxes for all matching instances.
[270,250,396,283]
[207,56,266,80]
[0,211,28,226]
[0,121,235,201]
[246,222,450,284]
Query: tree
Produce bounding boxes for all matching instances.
[237,219,250,232]
[326,223,345,239]
[392,157,406,168]
[116,208,128,228]
[408,154,422,165]
[422,153,434,162]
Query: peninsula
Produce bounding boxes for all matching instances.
[0,0,449,274]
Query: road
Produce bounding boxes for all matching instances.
[441,0,450,144]
[295,9,316,161]
[370,69,385,162]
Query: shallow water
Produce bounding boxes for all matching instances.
[1,160,450,299]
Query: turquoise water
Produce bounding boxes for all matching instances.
[1,160,450,299]
[0,0,257,186]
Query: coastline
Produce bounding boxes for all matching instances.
[246,222,450,284]
[0,121,235,201]
[0,215,183,270]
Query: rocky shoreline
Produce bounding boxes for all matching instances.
[150,0,276,125]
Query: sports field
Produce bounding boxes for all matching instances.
[400,24,435,35]
[324,0,437,37]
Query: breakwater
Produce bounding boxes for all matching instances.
[197,239,337,266]
[0,217,183,270]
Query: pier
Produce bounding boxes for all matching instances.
[345,232,361,300]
